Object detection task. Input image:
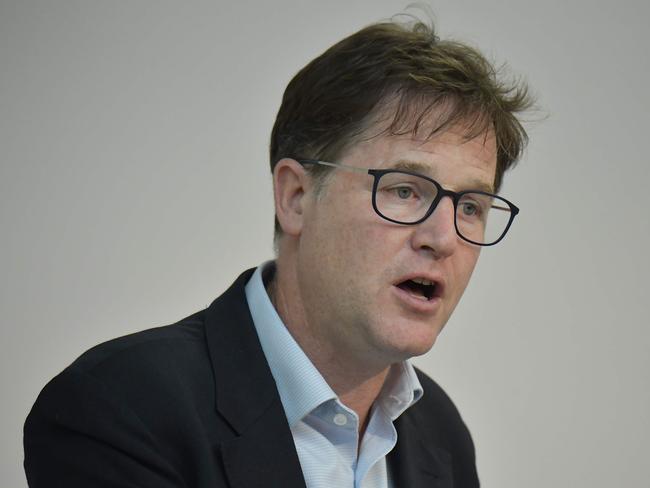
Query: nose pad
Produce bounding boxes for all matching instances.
[411,196,457,257]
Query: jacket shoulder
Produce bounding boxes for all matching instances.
[43,309,217,430]
[69,309,207,371]
[24,309,232,487]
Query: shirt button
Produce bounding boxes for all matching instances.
[333,413,348,426]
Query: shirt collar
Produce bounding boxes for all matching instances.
[245,261,423,426]
[376,360,423,421]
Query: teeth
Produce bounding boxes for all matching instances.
[412,278,434,286]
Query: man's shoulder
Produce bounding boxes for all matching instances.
[33,311,214,432]
[69,309,209,377]
[65,267,257,383]
[30,268,257,425]
[23,290,254,487]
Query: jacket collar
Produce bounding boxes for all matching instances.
[202,268,453,488]
[388,411,455,488]
[204,268,307,488]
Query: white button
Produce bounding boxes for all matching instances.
[333,413,348,426]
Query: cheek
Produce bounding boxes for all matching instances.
[342,223,414,304]
[453,247,481,294]
[309,188,407,287]
[335,219,377,275]
[320,223,391,305]
[301,201,370,282]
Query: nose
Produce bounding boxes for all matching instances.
[410,196,458,258]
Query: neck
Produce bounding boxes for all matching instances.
[267,256,391,430]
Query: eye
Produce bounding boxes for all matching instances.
[460,201,479,216]
[457,193,492,222]
[394,187,414,199]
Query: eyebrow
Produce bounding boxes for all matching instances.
[389,159,496,194]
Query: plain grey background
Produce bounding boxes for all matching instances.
[2,1,649,487]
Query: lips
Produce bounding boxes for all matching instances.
[397,279,436,300]
[393,274,445,303]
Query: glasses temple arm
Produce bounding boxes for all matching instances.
[299,159,368,174]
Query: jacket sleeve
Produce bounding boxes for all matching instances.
[24,367,188,488]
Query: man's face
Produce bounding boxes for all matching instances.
[294,124,498,367]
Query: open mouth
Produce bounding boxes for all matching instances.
[396,278,438,301]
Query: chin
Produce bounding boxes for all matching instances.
[402,336,439,358]
[378,322,442,362]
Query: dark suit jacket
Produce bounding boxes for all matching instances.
[24,269,479,487]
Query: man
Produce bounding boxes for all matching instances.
[24,17,531,488]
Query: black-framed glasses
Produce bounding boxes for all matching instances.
[298,159,519,246]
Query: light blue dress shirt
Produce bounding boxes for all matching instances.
[245,262,423,488]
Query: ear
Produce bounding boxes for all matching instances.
[273,158,311,237]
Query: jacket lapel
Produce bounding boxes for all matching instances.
[204,269,306,488]
[389,412,455,488]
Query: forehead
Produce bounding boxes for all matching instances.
[343,124,498,191]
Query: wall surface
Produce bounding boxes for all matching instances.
[2,1,649,487]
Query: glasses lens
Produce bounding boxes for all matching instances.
[456,192,513,245]
[374,172,438,223]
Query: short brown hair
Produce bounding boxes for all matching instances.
[270,17,533,238]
